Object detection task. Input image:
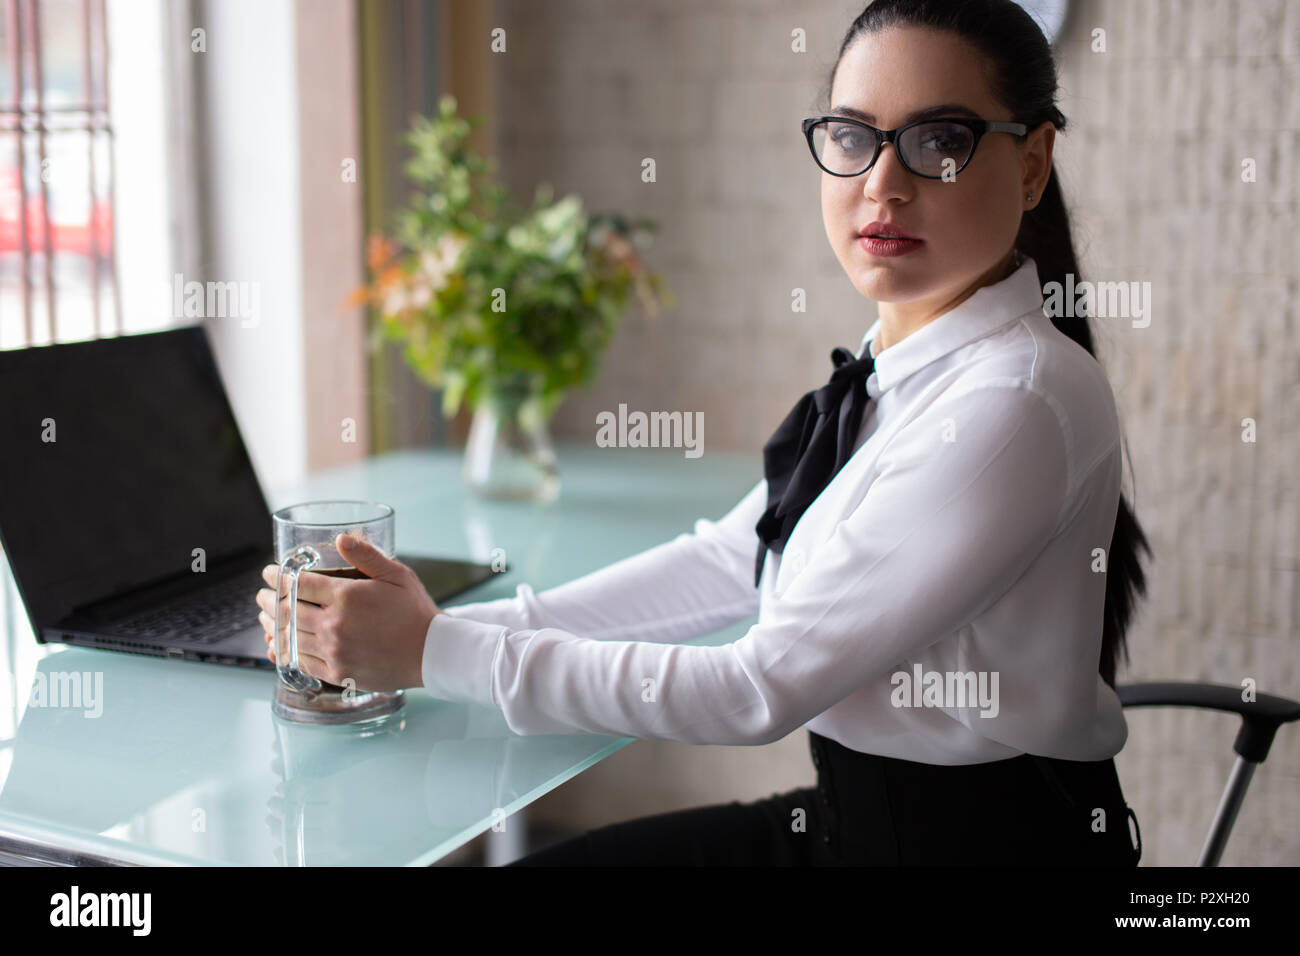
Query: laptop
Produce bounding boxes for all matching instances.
[0,324,500,670]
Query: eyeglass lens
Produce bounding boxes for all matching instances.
[811,120,977,177]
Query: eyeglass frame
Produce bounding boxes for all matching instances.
[800,115,1030,179]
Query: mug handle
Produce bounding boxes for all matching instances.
[275,545,322,696]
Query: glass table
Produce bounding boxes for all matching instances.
[0,443,759,865]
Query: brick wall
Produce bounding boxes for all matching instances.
[1053,0,1300,867]
[489,0,1300,865]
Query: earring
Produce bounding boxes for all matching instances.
[1026,190,1035,203]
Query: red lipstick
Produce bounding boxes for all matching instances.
[856,221,924,257]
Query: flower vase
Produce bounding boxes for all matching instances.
[462,379,560,502]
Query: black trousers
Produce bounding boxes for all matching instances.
[508,731,1142,866]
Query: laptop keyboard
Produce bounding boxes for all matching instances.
[110,569,264,644]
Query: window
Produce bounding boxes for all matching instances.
[0,0,174,349]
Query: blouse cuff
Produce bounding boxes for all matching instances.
[421,612,505,708]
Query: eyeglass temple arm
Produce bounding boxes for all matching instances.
[984,121,1028,135]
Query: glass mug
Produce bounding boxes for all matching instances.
[270,500,405,725]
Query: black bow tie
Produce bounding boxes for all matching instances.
[754,344,876,587]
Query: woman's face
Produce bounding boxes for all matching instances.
[821,26,1053,323]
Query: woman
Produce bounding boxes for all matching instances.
[257,0,1152,866]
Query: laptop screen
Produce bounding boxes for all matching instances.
[0,326,272,629]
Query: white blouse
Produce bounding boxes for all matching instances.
[421,257,1129,764]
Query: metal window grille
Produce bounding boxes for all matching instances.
[1,0,120,347]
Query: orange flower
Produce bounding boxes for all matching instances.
[375,264,406,290]
[345,284,371,309]
[366,235,397,272]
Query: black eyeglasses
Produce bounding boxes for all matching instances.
[801,115,1028,179]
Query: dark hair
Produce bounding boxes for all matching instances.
[825,0,1152,688]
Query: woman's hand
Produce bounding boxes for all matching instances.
[256,533,441,691]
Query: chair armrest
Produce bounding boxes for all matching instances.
[1117,681,1300,762]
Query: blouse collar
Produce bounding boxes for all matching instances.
[858,256,1044,395]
